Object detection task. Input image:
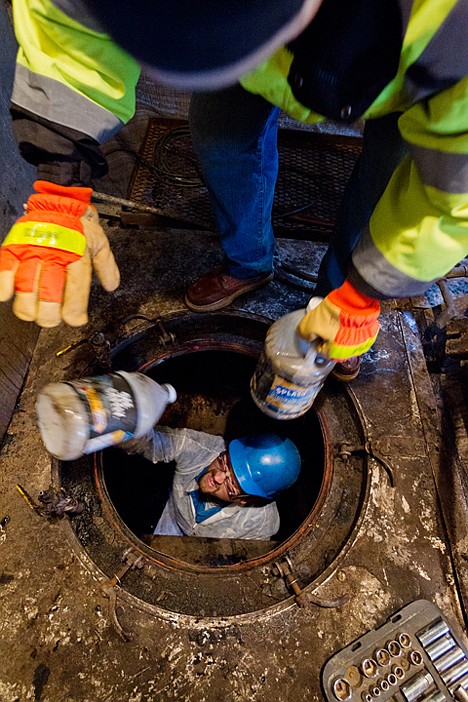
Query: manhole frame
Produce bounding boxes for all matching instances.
[92,338,335,574]
[55,310,371,618]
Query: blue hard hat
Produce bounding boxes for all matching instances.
[228,434,301,500]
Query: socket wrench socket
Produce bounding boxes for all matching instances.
[375,649,391,667]
[449,672,468,694]
[418,692,446,702]
[409,650,424,666]
[398,633,412,649]
[333,677,352,701]
[417,618,450,648]
[426,634,456,662]
[387,673,398,686]
[361,658,378,678]
[400,671,434,701]
[387,640,402,657]
[442,659,468,686]
[433,646,465,673]
[345,665,362,688]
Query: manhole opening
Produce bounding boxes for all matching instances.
[98,347,327,568]
[58,311,367,617]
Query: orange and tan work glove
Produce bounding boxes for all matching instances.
[297,279,380,361]
[0,181,120,327]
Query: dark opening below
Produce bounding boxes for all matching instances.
[101,348,325,564]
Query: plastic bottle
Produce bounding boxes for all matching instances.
[36,371,177,460]
[250,299,335,420]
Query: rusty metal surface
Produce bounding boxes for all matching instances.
[0,224,466,701]
[127,118,362,240]
[403,307,468,627]
[53,313,366,617]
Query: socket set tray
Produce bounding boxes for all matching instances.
[322,599,468,702]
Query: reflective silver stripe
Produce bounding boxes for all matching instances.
[410,143,468,194]
[12,63,123,143]
[406,0,468,102]
[49,0,105,32]
[352,225,438,297]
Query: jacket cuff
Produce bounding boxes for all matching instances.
[37,161,95,188]
[347,264,392,301]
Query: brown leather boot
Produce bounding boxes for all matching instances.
[331,356,361,382]
[185,267,274,312]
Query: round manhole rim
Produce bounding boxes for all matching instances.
[56,310,369,618]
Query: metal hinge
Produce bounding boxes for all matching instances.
[338,441,395,487]
[273,556,348,609]
[54,314,176,367]
[100,547,146,641]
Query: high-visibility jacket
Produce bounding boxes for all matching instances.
[11,0,141,183]
[12,0,139,144]
[10,0,468,298]
[239,0,468,298]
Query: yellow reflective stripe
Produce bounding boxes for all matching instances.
[370,158,468,282]
[13,0,140,125]
[240,1,457,123]
[4,221,86,255]
[365,0,459,117]
[399,78,468,156]
[326,332,379,360]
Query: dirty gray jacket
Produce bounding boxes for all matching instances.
[124,427,280,540]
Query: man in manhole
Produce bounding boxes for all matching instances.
[124,429,301,539]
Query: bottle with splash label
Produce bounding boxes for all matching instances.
[250,301,335,420]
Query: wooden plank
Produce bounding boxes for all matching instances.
[0,1,38,442]
[0,306,39,440]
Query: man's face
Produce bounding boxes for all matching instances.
[197,451,246,504]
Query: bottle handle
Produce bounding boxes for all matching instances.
[303,337,328,362]
[306,296,324,313]
[302,297,328,361]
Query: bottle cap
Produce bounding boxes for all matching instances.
[306,295,324,312]
[162,383,177,404]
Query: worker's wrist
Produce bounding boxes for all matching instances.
[328,279,380,317]
[37,160,94,188]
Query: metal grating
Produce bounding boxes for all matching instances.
[127,118,363,240]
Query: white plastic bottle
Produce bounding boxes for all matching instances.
[36,371,177,460]
[250,299,335,420]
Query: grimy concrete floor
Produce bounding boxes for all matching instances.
[1,6,467,700]
[0,220,467,701]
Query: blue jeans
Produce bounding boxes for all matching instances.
[189,85,280,279]
[189,86,407,289]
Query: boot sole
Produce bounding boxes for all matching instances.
[330,366,360,382]
[184,273,274,312]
